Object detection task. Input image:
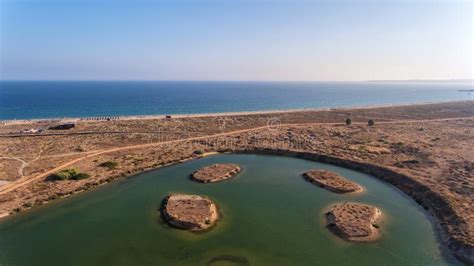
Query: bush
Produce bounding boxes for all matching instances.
[98,161,118,170]
[75,146,85,152]
[49,169,76,180]
[345,118,352,126]
[71,172,90,180]
[193,149,205,155]
[368,119,375,126]
[48,169,90,181]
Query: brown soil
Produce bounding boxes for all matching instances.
[303,169,362,193]
[0,101,472,263]
[326,202,382,242]
[191,163,241,183]
[162,194,218,231]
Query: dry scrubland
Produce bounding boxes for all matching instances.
[0,101,473,262]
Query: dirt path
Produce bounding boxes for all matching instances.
[0,116,471,195]
[0,143,44,179]
[0,157,27,178]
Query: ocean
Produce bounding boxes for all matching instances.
[0,81,472,120]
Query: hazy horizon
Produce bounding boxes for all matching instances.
[1,0,473,81]
[1,79,473,83]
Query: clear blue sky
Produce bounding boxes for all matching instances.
[0,0,472,81]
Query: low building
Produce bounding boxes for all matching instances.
[48,123,75,130]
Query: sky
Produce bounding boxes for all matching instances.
[0,0,473,81]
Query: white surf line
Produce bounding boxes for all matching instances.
[1,99,472,124]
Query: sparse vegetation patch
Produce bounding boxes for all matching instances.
[193,149,205,155]
[345,118,352,126]
[98,161,118,170]
[48,169,90,181]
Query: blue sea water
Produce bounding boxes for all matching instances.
[0,81,472,120]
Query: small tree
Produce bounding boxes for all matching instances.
[345,118,352,126]
[368,119,375,127]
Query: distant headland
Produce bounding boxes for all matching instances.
[366,79,473,84]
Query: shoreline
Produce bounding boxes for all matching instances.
[1,99,472,125]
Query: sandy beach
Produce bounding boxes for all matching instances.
[1,99,471,126]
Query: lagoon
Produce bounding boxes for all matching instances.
[0,154,459,265]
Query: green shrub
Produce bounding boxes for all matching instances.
[193,149,205,155]
[71,172,90,180]
[368,119,375,126]
[48,169,90,181]
[49,169,76,180]
[345,118,352,126]
[98,161,118,170]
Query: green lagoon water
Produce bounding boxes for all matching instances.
[0,154,460,266]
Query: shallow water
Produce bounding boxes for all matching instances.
[0,154,460,265]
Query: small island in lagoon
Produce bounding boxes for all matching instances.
[191,163,241,183]
[162,194,219,231]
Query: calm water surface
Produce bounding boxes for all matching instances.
[0,81,472,120]
[0,154,460,265]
